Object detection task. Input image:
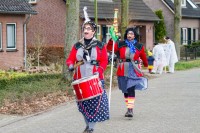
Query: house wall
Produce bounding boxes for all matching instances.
[181,18,200,41]
[0,14,25,70]
[144,0,200,43]
[181,18,199,27]
[129,22,155,50]
[27,0,157,53]
[192,0,200,2]
[27,0,66,45]
[143,0,175,41]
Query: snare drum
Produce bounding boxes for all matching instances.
[71,75,103,101]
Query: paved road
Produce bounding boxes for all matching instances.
[0,68,200,133]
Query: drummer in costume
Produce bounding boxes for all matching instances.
[66,7,109,133]
[107,27,148,118]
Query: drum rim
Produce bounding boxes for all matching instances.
[76,93,103,101]
[71,75,99,85]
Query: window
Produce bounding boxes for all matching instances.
[192,28,199,42]
[6,23,16,49]
[97,25,101,35]
[0,23,2,49]
[181,28,187,44]
[181,0,186,7]
[181,28,199,45]
[106,25,112,43]
[29,0,37,4]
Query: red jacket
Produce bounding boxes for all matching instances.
[107,39,148,77]
[66,39,108,80]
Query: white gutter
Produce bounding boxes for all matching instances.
[23,14,31,70]
[161,0,175,14]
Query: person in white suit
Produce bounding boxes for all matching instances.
[151,43,167,74]
[164,37,178,73]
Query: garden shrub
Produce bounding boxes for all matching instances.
[0,73,61,90]
[154,10,167,43]
[27,44,64,66]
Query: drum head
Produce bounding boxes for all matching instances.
[71,75,99,85]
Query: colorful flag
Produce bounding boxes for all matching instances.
[109,26,118,42]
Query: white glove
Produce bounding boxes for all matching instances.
[94,72,99,77]
[68,64,74,71]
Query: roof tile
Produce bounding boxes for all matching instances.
[163,0,200,18]
[0,0,37,14]
[80,0,159,21]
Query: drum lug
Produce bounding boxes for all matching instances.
[79,89,82,94]
[98,81,102,87]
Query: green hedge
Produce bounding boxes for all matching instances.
[0,73,61,90]
[184,41,200,48]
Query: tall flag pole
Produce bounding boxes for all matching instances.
[108,8,118,110]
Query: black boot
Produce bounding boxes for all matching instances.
[125,108,133,117]
[82,126,89,133]
[87,129,94,133]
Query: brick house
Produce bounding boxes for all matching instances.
[143,0,200,45]
[0,0,37,70]
[79,0,160,50]
[27,0,159,49]
[26,0,66,46]
[0,0,159,70]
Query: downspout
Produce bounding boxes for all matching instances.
[23,14,31,70]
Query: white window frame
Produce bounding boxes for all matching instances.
[106,25,112,43]
[97,25,101,36]
[192,28,199,42]
[29,0,37,4]
[187,0,197,8]
[6,23,16,49]
[181,0,186,7]
[182,28,188,45]
[0,23,2,50]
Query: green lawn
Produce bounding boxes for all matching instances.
[175,59,200,70]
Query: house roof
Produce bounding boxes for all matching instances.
[79,0,160,22]
[163,0,200,18]
[0,0,37,15]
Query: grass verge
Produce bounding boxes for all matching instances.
[0,59,200,115]
[175,59,200,70]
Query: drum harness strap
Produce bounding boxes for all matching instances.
[79,92,103,118]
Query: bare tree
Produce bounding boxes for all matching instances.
[63,0,80,80]
[34,33,45,70]
[174,0,181,60]
[27,28,46,70]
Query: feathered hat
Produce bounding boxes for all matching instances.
[83,6,97,31]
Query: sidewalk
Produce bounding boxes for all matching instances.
[0,68,200,133]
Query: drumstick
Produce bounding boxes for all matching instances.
[74,60,84,69]
[66,60,84,87]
